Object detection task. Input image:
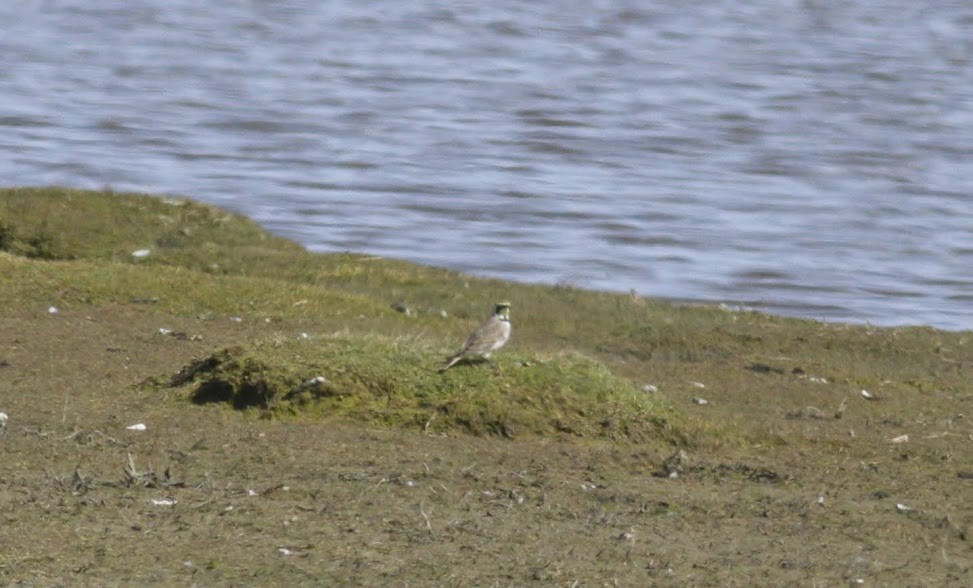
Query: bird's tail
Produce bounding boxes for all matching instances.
[438,354,462,372]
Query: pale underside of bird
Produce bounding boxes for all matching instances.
[439,302,511,372]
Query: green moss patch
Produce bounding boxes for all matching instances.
[166,337,689,443]
[0,186,303,268]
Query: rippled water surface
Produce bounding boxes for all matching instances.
[3,1,972,329]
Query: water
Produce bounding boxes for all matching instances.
[2,1,972,330]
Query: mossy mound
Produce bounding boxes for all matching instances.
[166,337,689,444]
[0,186,311,272]
[0,186,473,292]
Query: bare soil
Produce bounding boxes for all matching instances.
[1,304,971,587]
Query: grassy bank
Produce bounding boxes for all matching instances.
[0,187,970,585]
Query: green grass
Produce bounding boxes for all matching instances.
[2,186,970,446]
[164,337,688,443]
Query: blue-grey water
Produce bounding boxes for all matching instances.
[2,1,972,330]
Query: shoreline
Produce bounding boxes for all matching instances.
[1,186,970,584]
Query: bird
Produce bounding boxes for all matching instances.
[438,301,511,372]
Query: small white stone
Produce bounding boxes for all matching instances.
[301,376,327,389]
[278,548,293,556]
[692,397,709,405]
[151,498,177,506]
[48,306,59,314]
[642,384,658,393]
[131,249,151,259]
[889,434,909,444]
[126,423,147,431]
[861,389,875,400]
[817,496,825,506]
[895,503,912,513]
[691,381,706,389]
[158,327,172,335]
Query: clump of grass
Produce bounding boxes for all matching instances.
[165,336,691,444]
[0,218,71,259]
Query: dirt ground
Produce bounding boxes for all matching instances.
[2,303,971,587]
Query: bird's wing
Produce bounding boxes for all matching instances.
[466,317,505,354]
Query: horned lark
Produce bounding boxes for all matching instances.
[439,301,511,372]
